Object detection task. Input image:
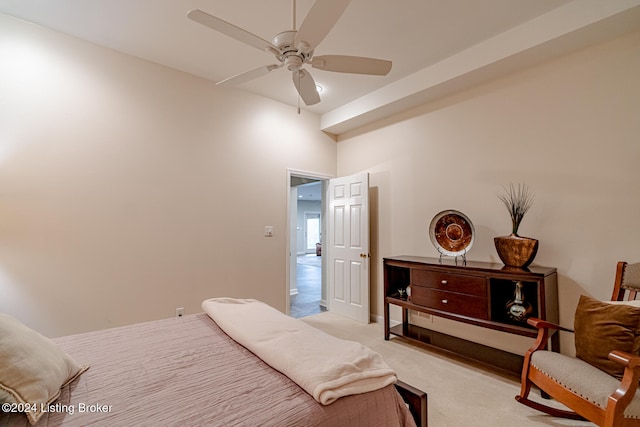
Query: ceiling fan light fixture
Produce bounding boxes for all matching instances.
[285,55,303,71]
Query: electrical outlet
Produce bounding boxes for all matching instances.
[264,226,274,237]
[176,307,184,318]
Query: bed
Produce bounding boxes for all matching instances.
[1,299,426,427]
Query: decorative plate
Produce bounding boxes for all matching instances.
[429,210,475,256]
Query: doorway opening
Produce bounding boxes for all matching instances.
[288,172,329,318]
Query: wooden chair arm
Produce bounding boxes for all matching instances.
[523,318,573,353]
[526,317,574,333]
[609,350,640,369]
[605,350,640,425]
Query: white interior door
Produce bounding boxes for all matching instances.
[328,172,370,323]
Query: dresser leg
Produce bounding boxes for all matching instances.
[402,307,409,335]
[384,302,390,340]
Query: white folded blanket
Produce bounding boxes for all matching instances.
[202,297,397,405]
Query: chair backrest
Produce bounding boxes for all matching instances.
[611,261,640,301]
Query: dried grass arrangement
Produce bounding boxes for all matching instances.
[498,183,534,236]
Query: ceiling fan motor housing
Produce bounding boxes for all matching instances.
[273,30,312,71]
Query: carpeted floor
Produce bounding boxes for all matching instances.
[301,311,596,427]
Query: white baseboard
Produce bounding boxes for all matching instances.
[370,313,400,327]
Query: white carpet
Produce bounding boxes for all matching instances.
[301,311,596,427]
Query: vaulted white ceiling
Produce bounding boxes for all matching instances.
[1,0,639,135]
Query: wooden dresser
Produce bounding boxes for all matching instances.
[383,256,559,376]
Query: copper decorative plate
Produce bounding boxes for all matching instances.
[429,210,475,256]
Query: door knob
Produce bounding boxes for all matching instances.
[360,253,370,258]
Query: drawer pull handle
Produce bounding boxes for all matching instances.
[442,299,448,304]
[441,280,448,285]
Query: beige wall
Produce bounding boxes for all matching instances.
[0,14,337,337]
[337,30,640,355]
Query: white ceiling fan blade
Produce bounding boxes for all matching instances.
[292,70,321,106]
[187,9,278,54]
[294,0,351,51]
[311,55,392,76]
[217,64,282,86]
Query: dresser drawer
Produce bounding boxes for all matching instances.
[411,269,487,297]
[411,287,489,319]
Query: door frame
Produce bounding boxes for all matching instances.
[285,169,333,314]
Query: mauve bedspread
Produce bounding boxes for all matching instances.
[1,313,414,427]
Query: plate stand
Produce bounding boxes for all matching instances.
[437,248,467,265]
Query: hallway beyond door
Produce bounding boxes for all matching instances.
[290,254,326,318]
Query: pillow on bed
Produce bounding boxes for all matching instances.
[574,295,640,378]
[0,313,88,425]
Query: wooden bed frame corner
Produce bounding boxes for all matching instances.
[395,380,428,427]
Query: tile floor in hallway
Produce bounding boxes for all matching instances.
[290,254,326,318]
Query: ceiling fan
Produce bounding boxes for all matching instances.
[187,0,392,108]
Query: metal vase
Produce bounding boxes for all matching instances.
[506,281,533,322]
